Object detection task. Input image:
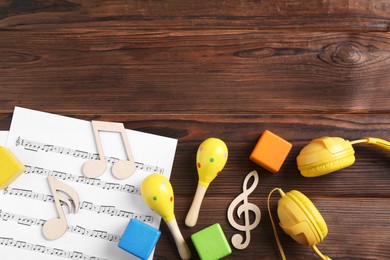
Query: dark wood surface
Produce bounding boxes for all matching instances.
[1,1,389,259]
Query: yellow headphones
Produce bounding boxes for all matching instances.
[269,137,390,258]
[297,137,390,177]
[268,188,331,260]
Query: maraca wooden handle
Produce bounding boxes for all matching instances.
[185,183,207,227]
[166,218,191,260]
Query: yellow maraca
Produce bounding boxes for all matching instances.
[141,173,191,260]
[185,138,228,227]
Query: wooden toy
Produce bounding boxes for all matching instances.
[185,138,228,227]
[191,223,232,260]
[0,146,26,189]
[118,218,161,260]
[43,176,80,240]
[227,170,261,249]
[141,173,191,260]
[83,120,136,179]
[249,130,292,173]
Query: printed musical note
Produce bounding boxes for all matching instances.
[0,237,108,260]
[82,121,136,180]
[16,138,164,174]
[3,188,153,222]
[0,209,121,242]
[227,170,261,250]
[43,176,80,240]
[24,165,140,195]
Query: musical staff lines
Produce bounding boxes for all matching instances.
[0,236,107,260]
[0,210,120,243]
[16,137,164,174]
[24,165,140,195]
[3,188,153,223]
[0,209,45,227]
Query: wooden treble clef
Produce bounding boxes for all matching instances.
[227,170,261,250]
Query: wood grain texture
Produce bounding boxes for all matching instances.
[0,0,389,30]
[0,1,389,259]
[0,31,390,113]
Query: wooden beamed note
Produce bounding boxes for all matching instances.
[42,176,80,240]
[83,121,136,180]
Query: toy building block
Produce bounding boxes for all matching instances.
[191,223,232,260]
[0,146,26,189]
[249,130,292,174]
[118,218,161,260]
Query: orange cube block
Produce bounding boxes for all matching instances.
[249,130,292,174]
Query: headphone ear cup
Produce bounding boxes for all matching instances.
[277,190,328,247]
[299,155,355,177]
[288,190,328,240]
[297,137,355,177]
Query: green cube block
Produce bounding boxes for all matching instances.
[191,223,232,260]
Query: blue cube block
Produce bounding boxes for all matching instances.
[118,219,161,260]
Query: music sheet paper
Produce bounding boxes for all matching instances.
[0,107,178,260]
[0,131,7,146]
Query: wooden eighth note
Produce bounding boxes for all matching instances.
[43,176,80,240]
[83,120,136,179]
[227,170,261,250]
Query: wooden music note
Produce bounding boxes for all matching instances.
[83,121,136,179]
[227,170,261,250]
[43,176,80,240]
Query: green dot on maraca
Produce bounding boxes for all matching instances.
[153,196,157,201]
[210,157,214,162]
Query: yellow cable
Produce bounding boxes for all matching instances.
[349,139,368,145]
[267,188,286,260]
[312,245,332,260]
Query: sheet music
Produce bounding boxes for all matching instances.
[0,131,8,145]
[0,107,178,260]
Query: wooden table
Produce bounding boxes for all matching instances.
[1,1,389,259]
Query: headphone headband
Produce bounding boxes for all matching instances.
[359,137,390,152]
